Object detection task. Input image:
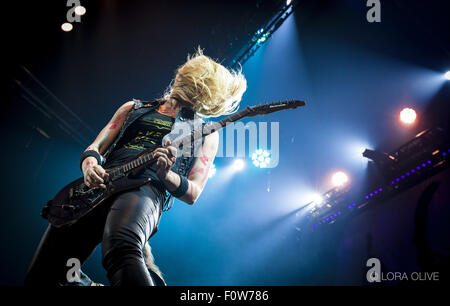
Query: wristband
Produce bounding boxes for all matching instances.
[169,174,189,198]
[80,150,105,171]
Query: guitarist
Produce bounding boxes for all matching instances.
[25,48,247,286]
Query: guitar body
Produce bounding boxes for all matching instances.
[42,175,151,228]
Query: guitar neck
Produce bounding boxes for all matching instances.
[171,107,251,148]
[107,151,156,181]
[107,100,305,180]
[107,108,250,180]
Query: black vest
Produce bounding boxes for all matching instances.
[103,99,205,178]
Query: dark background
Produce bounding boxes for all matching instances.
[2,0,450,285]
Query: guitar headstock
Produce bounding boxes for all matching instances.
[245,100,306,117]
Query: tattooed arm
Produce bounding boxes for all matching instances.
[81,101,135,188]
[154,132,219,205]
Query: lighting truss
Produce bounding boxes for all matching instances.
[229,0,298,70]
[10,66,96,146]
[305,126,450,231]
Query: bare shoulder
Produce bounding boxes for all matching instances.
[110,101,135,118]
[118,101,135,112]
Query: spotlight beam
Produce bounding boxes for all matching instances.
[445,71,450,80]
[232,159,245,171]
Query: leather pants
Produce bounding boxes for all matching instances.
[24,183,165,286]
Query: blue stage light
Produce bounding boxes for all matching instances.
[252,149,271,168]
[257,36,266,44]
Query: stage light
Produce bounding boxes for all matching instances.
[256,34,269,44]
[232,159,245,171]
[230,0,296,69]
[251,149,271,168]
[75,6,86,16]
[310,193,324,207]
[445,71,450,80]
[61,22,73,32]
[208,163,216,178]
[399,107,416,124]
[332,171,349,187]
[286,0,292,5]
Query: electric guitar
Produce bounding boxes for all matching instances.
[41,100,306,227]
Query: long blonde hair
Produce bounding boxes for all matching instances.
[165,47,247,118]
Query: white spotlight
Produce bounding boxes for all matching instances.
[332,171,349,187]
[75,6,86,16]
[310,194,324,207]
[286,0,292,5]
[445,71,450,80]
[399,107,417,124]
[232,159,245,171]
[251,149,271,168]
[208,163,216,178]
[61,22,73,32]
